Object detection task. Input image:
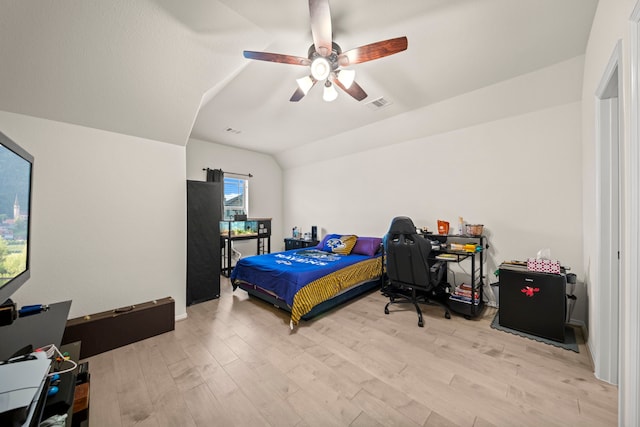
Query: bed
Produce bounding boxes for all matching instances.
[230,234,384,327]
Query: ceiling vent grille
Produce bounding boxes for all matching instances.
[365,97,392,110]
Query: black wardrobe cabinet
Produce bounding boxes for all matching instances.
[186,180,222,305]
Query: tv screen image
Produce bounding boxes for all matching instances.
[0,131,33,305]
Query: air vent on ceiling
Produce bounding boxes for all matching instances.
[365,97,392,110]
[225,127,241,135]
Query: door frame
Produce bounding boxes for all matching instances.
[622,4,640,424]
[593,40,622,385]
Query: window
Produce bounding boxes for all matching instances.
[223,176,248,220]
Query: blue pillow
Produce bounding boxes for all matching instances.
[319,234,357,255]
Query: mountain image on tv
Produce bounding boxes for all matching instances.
[0,145,30,284]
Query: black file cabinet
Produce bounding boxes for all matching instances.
[284,238,318,250]
[499,265,567,342]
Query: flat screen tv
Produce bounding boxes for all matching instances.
[0,131,33,305]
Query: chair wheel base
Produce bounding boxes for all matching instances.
[418,320,424,327]
[384,307,389,315]
[445,312,451,319]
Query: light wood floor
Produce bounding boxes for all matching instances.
[86,278,617,426]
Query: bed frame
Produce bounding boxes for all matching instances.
[236,276,383,321]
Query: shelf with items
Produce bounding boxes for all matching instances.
[426,234,487,318]
[435,252,470,262]
[449,282,482,318]
[450,282,480,303]
[220,218,271,277]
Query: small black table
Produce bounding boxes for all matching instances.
[284,238,319,250]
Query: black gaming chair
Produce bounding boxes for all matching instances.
[383,216,451,327]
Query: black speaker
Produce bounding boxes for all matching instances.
[311,226,317,240]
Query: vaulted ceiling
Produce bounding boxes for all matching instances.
[0,0,597,160]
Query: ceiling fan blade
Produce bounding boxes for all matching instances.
[290,87,307,102]
[309,0,332,56]
[290,77,318,102]
[338,36,408,66]
[333,78,368,101]
[243,51,310,66]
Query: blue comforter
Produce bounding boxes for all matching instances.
[230,248,375,307]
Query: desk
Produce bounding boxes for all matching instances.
[220,218,271,277]
[0,301,72,426]
[0,300,71,361]
[424,234,487,318]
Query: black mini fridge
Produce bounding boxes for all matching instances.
[499,265,567,342]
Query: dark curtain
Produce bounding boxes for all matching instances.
[205,168,224,218]
[206,168,224,183]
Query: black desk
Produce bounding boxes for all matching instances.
[221,233,271,277]
[423,234,487,318]
[220,218,271,277]
[0,300,72,426]
[0,300,71,361]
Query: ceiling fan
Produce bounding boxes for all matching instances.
[242,0,408,102]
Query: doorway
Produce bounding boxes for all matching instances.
[594,42,622,385]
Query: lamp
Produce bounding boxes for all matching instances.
[296,76,314,95]
[323,81,338,102]
[337,69,355,89]
[310,57,331,81]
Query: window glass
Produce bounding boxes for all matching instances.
[223,177,248,220]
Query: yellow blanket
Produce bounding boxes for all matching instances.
[290,256,383,325]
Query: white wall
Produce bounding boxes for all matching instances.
[581,0,630,377]
[0,111,187,319]
[186,138,284,254]
[285,102,584,308]
[283,61,586,323]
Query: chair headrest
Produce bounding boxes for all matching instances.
[387,216,417,235]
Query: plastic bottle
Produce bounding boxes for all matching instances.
[458,217,464,235]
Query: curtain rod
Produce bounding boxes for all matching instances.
[203,168,253,178]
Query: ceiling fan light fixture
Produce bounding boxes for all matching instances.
[296,76,314,95]
[337,69,355,89]
[310,57,331,81]
[323,81,338,102]
[242,0,407,103]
